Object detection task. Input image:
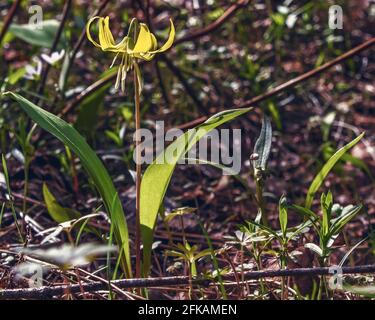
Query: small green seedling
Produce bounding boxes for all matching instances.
[293,191,362,263]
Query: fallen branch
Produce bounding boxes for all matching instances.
[239,37,375,109]
[1,264,375,299]
[176,37,375,129]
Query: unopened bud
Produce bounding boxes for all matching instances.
[250,153,259,161]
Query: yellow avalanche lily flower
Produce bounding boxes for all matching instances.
[86,16,175,92]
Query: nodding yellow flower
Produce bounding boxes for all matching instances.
[86,16,175,92]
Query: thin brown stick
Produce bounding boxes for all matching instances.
[0,0,21,44]
[37,0,72,100]
[239,37,375,108]
[1,264,375,299]
[174,37,375,129]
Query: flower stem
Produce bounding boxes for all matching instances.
[255,177,268,226]
[134,70,142,279]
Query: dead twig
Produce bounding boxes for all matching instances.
[1,264,375,299]
[175,37,375,129]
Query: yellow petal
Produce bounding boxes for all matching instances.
[148,19,175,54]
[86,16,102,49]
[150,33,158,51]
[98,16,116,50]
[131,23,153,54]
[86,16,128,53]
[135,34,157,60]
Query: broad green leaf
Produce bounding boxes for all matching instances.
[140,107,252,276]
[253,115,272,171]
[305,133,364,209]
[3,92,132,278]
[9,20,66,48]
[43,183,81,223]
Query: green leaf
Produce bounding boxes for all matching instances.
[74,83,111,138]
[43,183,81,223]
[330,204,362,236]
[279,195,288,237]
[305,133,364,209]
[3,92,132,278]
[140,107,252,276]
[164,207,196,223]
[323,144,373,180]
[9,20,66,48]
[267,101,282,130]
[105,130,122,146]
[321,191,332,237]
[253,115,272,171]
[8,67,26,85]
[290,204,320,234]
[291,204,319,221]
[245,219,280,240]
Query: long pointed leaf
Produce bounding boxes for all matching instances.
[4,92,132,277]
[140,107,252,275]
[305,133,364,209]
